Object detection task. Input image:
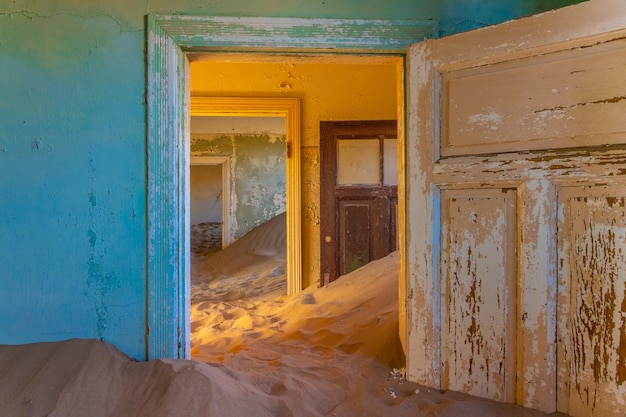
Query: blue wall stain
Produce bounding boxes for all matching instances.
[439,0,585,37]
[0,11,146,359]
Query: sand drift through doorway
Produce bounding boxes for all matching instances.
[146,15,436,360]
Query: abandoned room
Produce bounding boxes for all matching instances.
[1,0,625,416]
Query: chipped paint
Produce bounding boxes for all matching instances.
[467,109,502,131]
[442,37,626,157]
[405,39,441,387]
[558,189,626,417]
[191,132,287,240]
[441,191,515,401]
[406,3,626,415]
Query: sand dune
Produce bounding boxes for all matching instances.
[0,214,558,417]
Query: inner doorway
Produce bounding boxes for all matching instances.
[189,96,301,298]
[146,15,432,360]
[189,156,230,255]
[320,120,398,285]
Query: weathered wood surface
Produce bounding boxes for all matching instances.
[442,39,626,156]
[440,189,517,401]
[153,15,437,52]
[404,1,626,414]
[557,187,626,417]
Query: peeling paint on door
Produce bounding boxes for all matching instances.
[405,2,626,415]
[441,189,516,402]
[558,187,626,417]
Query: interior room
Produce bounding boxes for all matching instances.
[1,1,624,416]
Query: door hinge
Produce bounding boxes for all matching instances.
[286,142,291,158]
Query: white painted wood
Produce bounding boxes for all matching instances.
[517,180,558,407]
[557,185,626,417]
[442,39,626,156]
[440,188,517,402]
[431,0,626,72]
[405,39,441,388]
[405,0,626,413]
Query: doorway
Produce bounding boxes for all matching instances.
[146,15,435,360]
[188,112,288,284]
[190,96,300,291]
[189,156,230,254]
[320,120,398,285]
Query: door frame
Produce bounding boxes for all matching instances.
[191,96,299,259]
[319,120,399,285]
[189,156,231,249]
[146,15,437,359]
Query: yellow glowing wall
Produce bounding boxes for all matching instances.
[191,56,401,288]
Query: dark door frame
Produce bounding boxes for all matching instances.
[319,120,398,285]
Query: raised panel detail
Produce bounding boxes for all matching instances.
[440,188,517,402]
[339,200,372,276]
[557,186,626,417]
[442,38,626,156]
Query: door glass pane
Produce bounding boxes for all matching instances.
[383,138,398,186]
[337,139,379,185]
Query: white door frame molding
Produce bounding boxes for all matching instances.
[189,155,231,248]
[191,96,300,292]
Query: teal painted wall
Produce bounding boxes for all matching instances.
[440,0,586,36]
[0,0,580,359]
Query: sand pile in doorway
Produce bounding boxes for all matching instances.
[191,211,287,302]
[0,215,557,417]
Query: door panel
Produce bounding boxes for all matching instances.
[339,200,372,275]
[441,189,517,402]
[557,186,626,417]
[405,1,626,414]
[320,120,397,285]
[441,38,626,157]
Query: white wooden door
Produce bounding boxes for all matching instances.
[404,0,626,414]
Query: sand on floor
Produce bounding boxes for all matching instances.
[0,212,560,417]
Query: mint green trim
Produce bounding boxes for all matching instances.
[146,15,437,360]
[153,15,438,52]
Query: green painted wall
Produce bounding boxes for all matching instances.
[0,0,581,359]
[191,133,287,240]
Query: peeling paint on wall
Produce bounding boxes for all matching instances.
[191,133,286,240]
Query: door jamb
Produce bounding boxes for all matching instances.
[146,15,437,360]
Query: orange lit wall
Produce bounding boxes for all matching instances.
[191,56,402,288]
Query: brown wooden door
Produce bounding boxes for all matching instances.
[320,120,397,285]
